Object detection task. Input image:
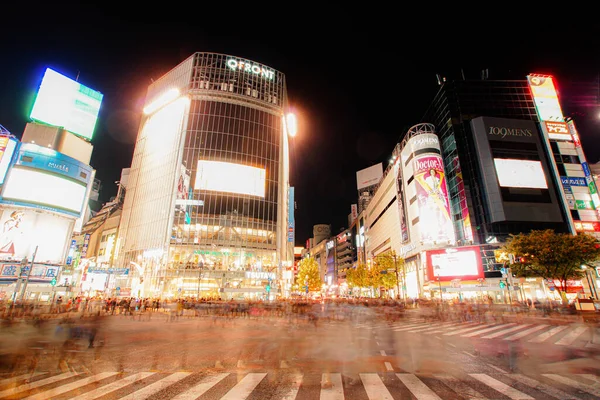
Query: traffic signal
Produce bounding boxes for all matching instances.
[499,281,506,289]
[266,284,271,293]
[519,257,526,263]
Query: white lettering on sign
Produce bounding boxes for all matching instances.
[48,162,69,172]
[488,126,533,139]
[226,58,275,80]
[245,271,276,280]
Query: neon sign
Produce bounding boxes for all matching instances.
[226,58,275,80]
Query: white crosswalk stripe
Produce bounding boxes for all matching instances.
[2,370,594,399]
[481,324,532,339]
[503,325,548,341]
[462,323,516,337]
[554,326,588,345]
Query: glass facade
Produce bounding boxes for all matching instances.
[423,80,570,251]
[116,53,290,298]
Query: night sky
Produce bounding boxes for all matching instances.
[2,4,599,245]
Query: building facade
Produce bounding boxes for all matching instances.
[116,53,293,299]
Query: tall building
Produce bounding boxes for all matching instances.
[116,53,294,299]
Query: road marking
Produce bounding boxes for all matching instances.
[396,373,442,399]
[543,374,600,397]
[407,322,463,333]
[487,364,508,374]
[435,374,488,399]
[376,341,380,346]
[320,373,343,400]
[481,324,532,339]
[120,372,191,400]
[434,336,441,340]
[462,351,476,357]
[527,325,568,343]
[221,373,267,400]
[171,373,229,400]
[359,373,393,400]
[384,362,394,371]
[380,350,387,356]
[461,324,515,337]
[0,372,78,398]
[22,372,118,400]
[580,374,600,384]
[281,373,303,400]
[509,374,582,400]
[393,323,430,331]
[0,373,46,387]
[443,324,492,336]
[447,343,457,348]
[555,326,588,346]
[469,374,534,399]
[503,325,548,341]
[71,372,155,400]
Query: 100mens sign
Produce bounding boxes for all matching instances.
[488,126,533,138]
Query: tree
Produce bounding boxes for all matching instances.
[296,257,321,292]
[373,251,404,297]
[502,229,600,304]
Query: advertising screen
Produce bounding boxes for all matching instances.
[413,155,455,244]
[426,246,484,281]
[356,163,383,190]
[0,208,73,264]
[527,75,564,122]
[494,159,548,189]
[0,137,17,185]
[2,167,87,215]
[195,160,266,197]
[29,68,103,141]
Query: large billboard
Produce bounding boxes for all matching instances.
[413,155,455,243]
[452,156,473,242]
[0,208,73,264]
[426,246,484,281]
[527,75,564,123]
[29,68,103,141]
[194,160,266,197]
[356,163,383,190]
[0,136,17,185]
[494,159,548,189]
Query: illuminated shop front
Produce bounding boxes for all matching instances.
[116,53,293,298]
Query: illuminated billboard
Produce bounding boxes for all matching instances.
[0,208,73,264]
[494,159,548,189]
[195,160,266,197]
[29,68,103,141]
[426,246,484,281]
[2,168,87,215]
[527,75,564,122]
[413,155,455,243]
[356,163,383,190]
[0,136,17,185]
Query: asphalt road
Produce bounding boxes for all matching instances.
[1,308,599,399]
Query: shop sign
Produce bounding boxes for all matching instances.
[245,271,276,280]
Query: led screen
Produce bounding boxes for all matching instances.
[494,159,548,189]
[2,167,87,214]
[430,250,479,277]
[0,208,73,264]
[195,160,266,197]
[0,138,17,185]
[29,68,103,141]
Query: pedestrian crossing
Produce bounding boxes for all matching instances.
[0,370,598,399]
[385,319,594,346]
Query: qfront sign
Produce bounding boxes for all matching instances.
[226,58,275,80]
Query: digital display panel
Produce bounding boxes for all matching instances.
[426,246,484,281]
[494,158,548,189]
[527,75,564,122]
[2,167,87,214]
[29,68,103,141]
[195,160,266,197]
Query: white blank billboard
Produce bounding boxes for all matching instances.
[2,167,87,214]
[431,250,479,277]
[356,163,383,190]
[195,160,266,197]
[494,159,548,189]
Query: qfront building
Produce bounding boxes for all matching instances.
[116,53,294,299]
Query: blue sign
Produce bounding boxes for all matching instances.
[561,176,587,187]
[15,143,93,185]
[582,162,591,178]
[287,186,295,243]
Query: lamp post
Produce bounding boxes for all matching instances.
[434,265,443,302]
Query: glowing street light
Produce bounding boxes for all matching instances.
[286,112,297,137]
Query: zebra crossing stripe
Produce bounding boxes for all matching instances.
[580,374,600,384]
[389,322,425,330]
[503,325,548,341]
[0,372,78,398]
[509,374,582,400]
[360,373,393,400]
[170,373,228,400]
[434,374,487,399]
[527,325,568,343]
[22,372,118,400]
[393,323,431,332]
[481,325,532,339]
[396,373,442,399]
[469,374,533,399]
[543,374,600,397]
[70,372,156,400]
[424,323,475,334]
[554,326,588,346]
[0,372,46,387]
[461,324,515,338]
[221,372,267,400]
[119,372,191,400]
[443,324,491,336]
[320,373,344,400]
[407,322,463,333]
[280,373,302,400]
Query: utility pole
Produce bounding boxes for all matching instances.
[19,245,38,303]
[393,254,400,300]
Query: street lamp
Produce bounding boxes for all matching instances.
[286,113,297,137]
[434,265,443,302]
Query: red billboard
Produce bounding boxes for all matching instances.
[426,246,484,282]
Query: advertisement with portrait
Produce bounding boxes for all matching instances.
[452,156,473,242]
[413,155,455,244]
[426,246,484,282]
[0,207,73,264]
[175,164,191,211]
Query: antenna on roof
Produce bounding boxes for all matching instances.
[461,68,466,80]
